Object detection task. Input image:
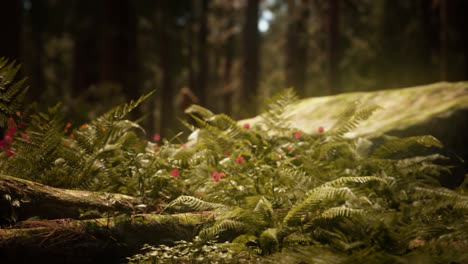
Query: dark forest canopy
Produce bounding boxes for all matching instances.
[1,0,467,136]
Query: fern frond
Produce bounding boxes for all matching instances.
[0,58,29,125]
[260,88,298,133]
[259,228,279,254]
[283,187,355,226]
[184,104,215,120]
[95,90,154,124]
[315,206,366,221]
[329,104,381,139]
[320,176,388,188]
[199,219,245,242]
[413,187,468,209]
[373,135,443,159]
[165,195,227,212]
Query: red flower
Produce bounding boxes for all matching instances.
[4,134,13,143]
[293,131,302,139]
[219,172,226,179]
[153,144,159,152]
[242,123,250,129]
[235,156,244,164]
[21,133,29,142]
[171,168,179,178]
[153,133,161,142]
[7,149,14,157]
[0,140,7,150]
[212,171,220,182]
[7,118,15,129]
[80,124,88,129]
[318,126,324,134]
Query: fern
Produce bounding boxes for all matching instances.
[328,103,381,140]
[164,195,227,212]
[0,58,28,126]
[260,88,298,134]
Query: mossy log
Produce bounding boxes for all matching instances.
[0,213,213,264]
[0,174,145,221]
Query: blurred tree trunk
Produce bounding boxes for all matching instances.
[286,0,309,97]
[158,2,175,137]
[100,0,139,100]
[72,2,99,96]
[240,0,260,116]
[222,19,235,116]
[27,0,46,102]
[195,0,209,106]
[0,0,21,61]
[326,0,340,94]
[438,0,448,81]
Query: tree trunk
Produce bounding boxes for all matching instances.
[439,0,448,81]
[158,2,175,137]
[100,0,139,100]
[0,175,143,221]
[196,0,209,106]
[0,213,210,264]
[286,0,309,97]
[0,0,21,61]
[240,0,260,117]
[326,0,340,94]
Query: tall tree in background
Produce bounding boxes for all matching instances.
[325,0,340,94]
[240,0,260,116]
[100,0,139,100]
[0,0,21,60]
[158,2,175,137]
[195,0,209,106]
[286,0,310,97]
[26,0,46,101]
[72,1,99,97]
[438,0,448,81]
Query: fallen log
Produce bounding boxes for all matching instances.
[0,213,212,264]
[0,174,145,221]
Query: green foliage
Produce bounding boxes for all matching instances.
[0,80,465,262]
[155,89,467,263]
[0,58,28,126]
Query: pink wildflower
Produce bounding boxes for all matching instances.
[7,149,14,157]
[4,134,13,143]
[181,144,188,149]
[235,156,244,164]
[153,133,161,142]
[219,172,226,179]
[318,126,324,134]
[242,123,250,129]
[21,133,29,142]
[212,171,220,182]
[293,131,302,139]
[171,168,179,178]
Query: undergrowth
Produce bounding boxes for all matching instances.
[0,59,466,263]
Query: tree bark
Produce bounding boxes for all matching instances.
[0,0,21,61]
[326,0,340,94]
[439,0,448,81]
[241,0,260,116]
[0,175,143,221]
[196,0,209,106]
[286,0,310,97]
[158,2,175,137]
[99,0,139,100]
[0,213,210,264]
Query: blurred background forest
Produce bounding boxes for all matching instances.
[1,0,467,137]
